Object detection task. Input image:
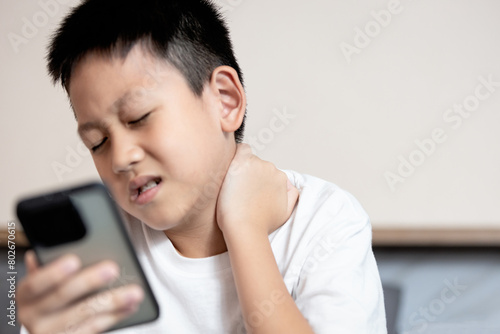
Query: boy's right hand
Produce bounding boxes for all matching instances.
[17,251,144,334]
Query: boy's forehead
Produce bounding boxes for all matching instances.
[119,43,171,72]
[69,43,202,126]
[69,44,181,102]
[72,43,173,86]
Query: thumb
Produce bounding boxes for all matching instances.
[25,250,40,275]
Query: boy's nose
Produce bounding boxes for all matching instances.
[111,137,145,173]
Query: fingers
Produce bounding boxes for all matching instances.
[67,306,138,334]
[235,143,252,154]
[26,284,144,334]
[25,250,40,275]
[228,144,254,175]
[57,284,143,333]
[18,253,144,334]
[219,143,298,235]
[18,254,81,302]
[62,284,144,322]
[36,261,120,314]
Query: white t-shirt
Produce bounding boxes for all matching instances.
[22,170,387,333]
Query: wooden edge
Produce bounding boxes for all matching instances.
[0,229,29,248]
[372,227,500,247]
[2,227,500,248]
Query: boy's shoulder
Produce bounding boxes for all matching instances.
[277,170,386,334]
[283,169,369,225]
[276,169,371,246]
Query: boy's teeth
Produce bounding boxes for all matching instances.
[139,180,158,194]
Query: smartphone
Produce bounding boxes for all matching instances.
[16,182,159,331]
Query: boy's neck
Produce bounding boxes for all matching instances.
[163,142,235,258]
[164,215,227,258]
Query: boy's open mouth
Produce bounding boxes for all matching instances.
[130,177,162,203]
[138,178,161,195]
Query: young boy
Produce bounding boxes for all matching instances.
[17,0,387,333]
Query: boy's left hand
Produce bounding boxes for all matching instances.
[216,144,299,237]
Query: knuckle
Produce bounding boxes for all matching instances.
[20,278,37,297]
[51,283,72,305]
[93,289,116,311]
[87,272,105,289]
[16,281,28,301]
[76,301,98,321]
[82,275,102,292]
[78,288,117,318]
[73,266,110,294]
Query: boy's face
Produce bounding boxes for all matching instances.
[69,45,235,231]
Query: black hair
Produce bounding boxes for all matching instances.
[47,0,245,142]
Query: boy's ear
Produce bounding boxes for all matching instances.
[209,66,246,133]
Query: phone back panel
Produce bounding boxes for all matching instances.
[16,183,159,330]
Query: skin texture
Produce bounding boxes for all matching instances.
[17,44,312,333]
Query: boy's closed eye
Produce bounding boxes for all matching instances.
[127,112,151,126]
[88,112,152,152]
[91,137,108,152]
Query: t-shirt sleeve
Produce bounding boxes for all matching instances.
[292,191,387,334]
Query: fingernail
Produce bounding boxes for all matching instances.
[125,286,144,304]
[62,256,80,274]
[100,265,119,282]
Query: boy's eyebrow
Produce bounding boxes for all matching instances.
[77,91,134,136]
[78,121,100,136]
[113,91,133,110]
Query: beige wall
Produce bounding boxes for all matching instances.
[1,0,499,230]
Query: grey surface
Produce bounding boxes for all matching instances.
[375,247,500,334]
[383,284,402,334]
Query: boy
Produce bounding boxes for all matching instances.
[17,0,387,333]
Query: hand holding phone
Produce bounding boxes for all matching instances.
[15,183,159,333]
[18,251,144,334]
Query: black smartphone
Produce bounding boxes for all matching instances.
[16,182,159,331]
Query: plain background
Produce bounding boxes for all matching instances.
[1,0,499,230]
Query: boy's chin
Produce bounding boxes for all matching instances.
[125,197,219,231]
[138,215,183,231]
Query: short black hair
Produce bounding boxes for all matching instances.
[47,0,246,142]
